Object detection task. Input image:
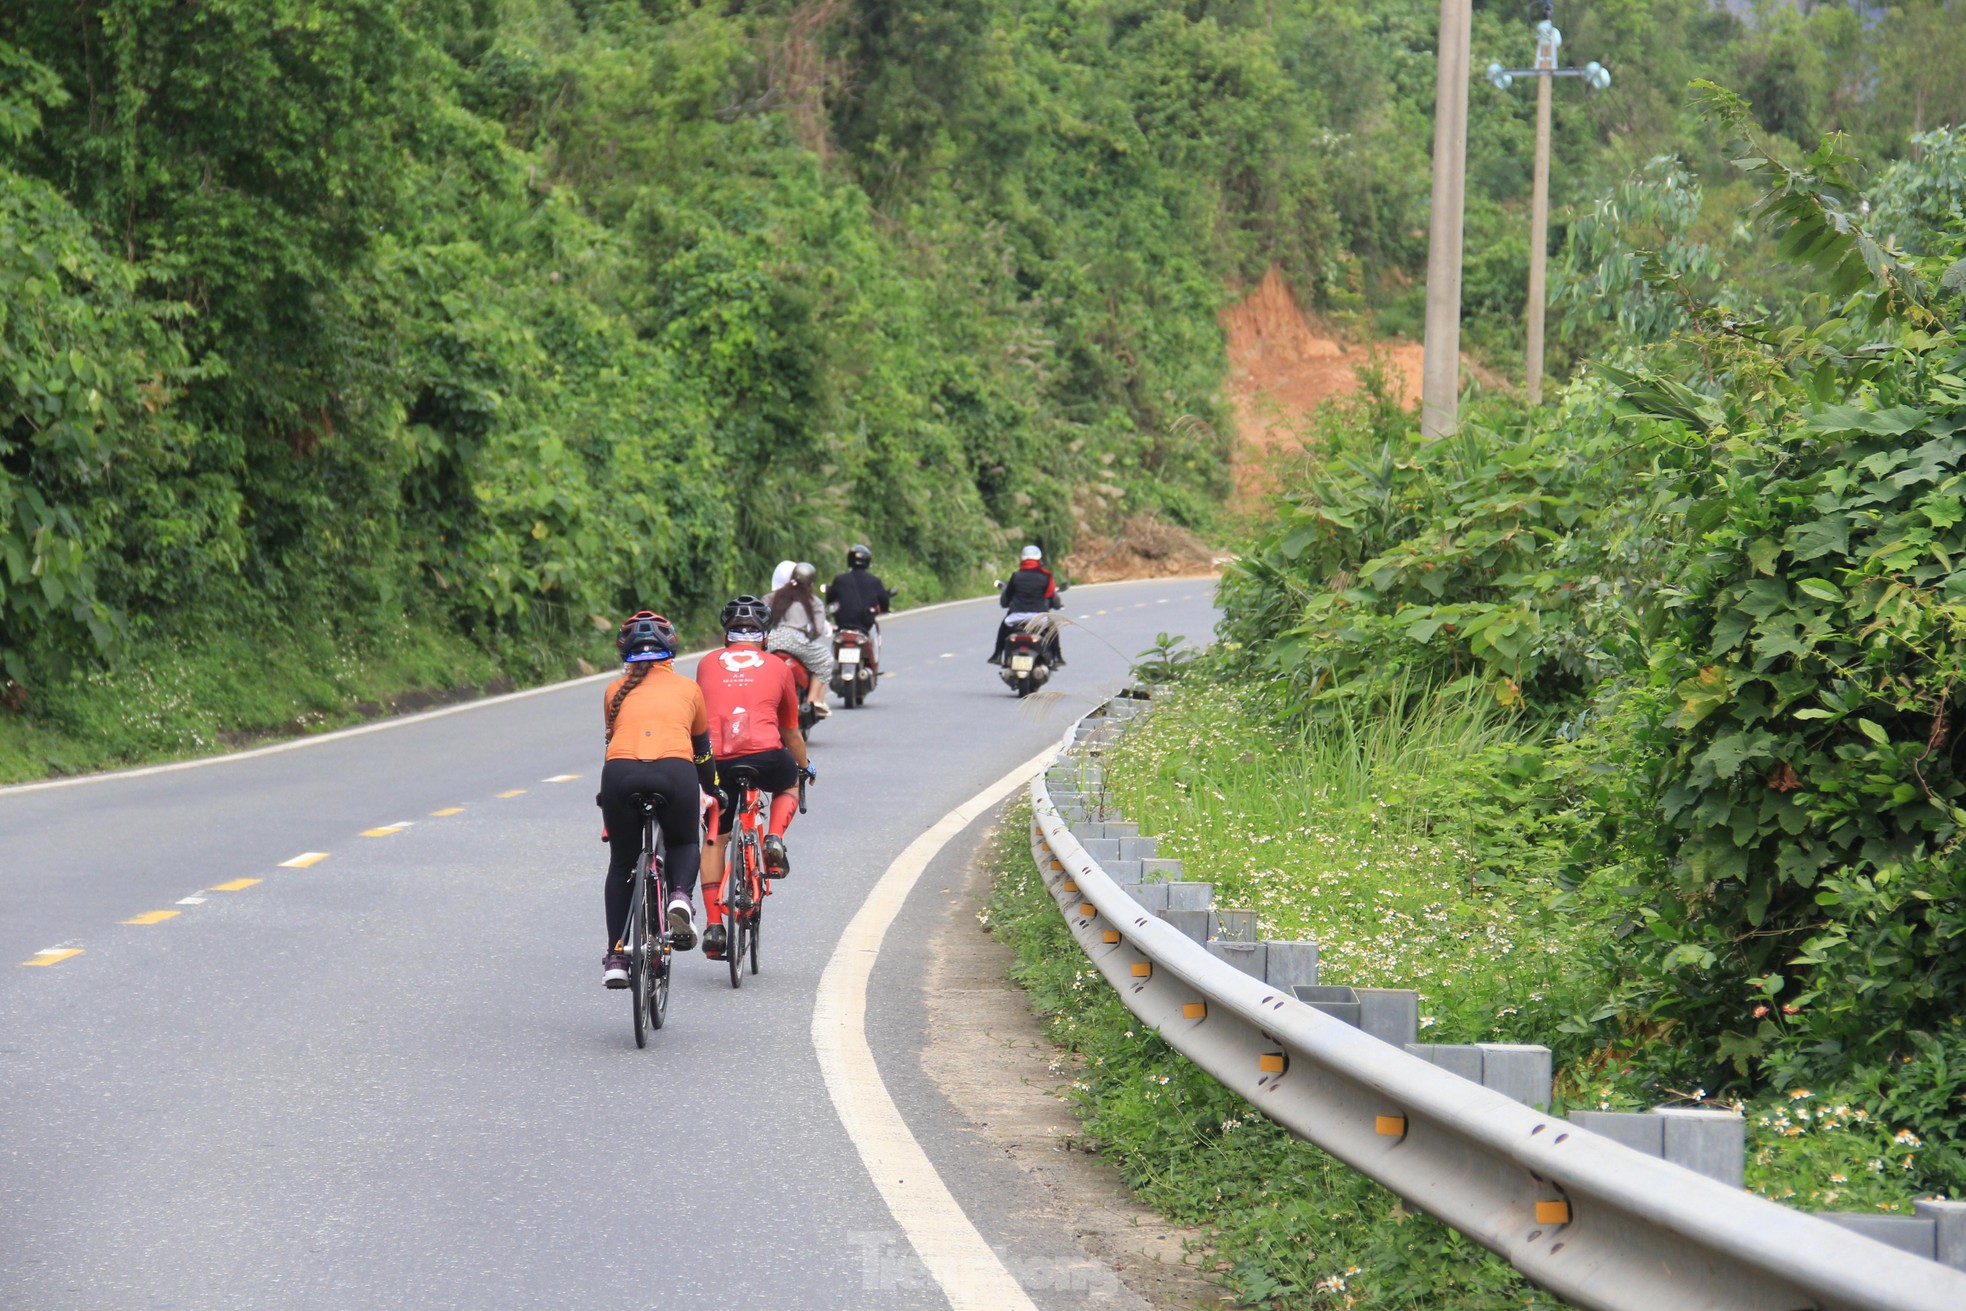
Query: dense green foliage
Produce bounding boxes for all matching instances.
[4,0,1962,775]
[1205,105,1966,1207]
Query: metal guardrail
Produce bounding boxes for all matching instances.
[1029,698,1966,1311]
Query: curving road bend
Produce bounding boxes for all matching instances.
[1,578,1218,1310]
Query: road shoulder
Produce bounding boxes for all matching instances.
[920,826,1227,1310]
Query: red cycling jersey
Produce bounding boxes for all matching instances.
[696,642,799,758]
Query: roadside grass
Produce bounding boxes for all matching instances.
[1102,680,1610,1052]
[0,618,512,784]
[983,804,1559,1309]
[984,681,1939,1306]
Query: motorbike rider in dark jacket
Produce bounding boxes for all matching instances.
[990,545,1065,667]
[827,544,893,632]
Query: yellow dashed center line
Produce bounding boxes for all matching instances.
[122,910,180,926]
[209,878,261,892]
[497,789,526,799]
[430,806,465,817]
[280,852,329,868]
[360,826,404,837]
[542,774,581,783]
[22,948,83,967]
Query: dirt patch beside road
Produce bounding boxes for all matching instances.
[922,836,1227,1309]
[1220,267,1425,503]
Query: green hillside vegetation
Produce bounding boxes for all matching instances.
[5,0,1962,777]
[1092,100,1966,1304]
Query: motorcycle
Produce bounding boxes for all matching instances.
[994,580,1067,698]
[830,624,879,709]
[770,650,821,736]
[999,628,1053,697]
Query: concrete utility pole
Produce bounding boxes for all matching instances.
[1487,6,1611,405]
[1526,22,1556,406]
[1420,0,1472,439]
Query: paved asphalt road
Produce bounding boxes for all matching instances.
[1,578,1218,1310]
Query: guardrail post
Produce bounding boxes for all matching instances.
[1207,939,1267,979]
[1571,1111,1665,1156]
[1915,1199,1966,1271]
[1474,1044,1553,1111]
[1161,908,1210,942]
[1655,1106,1746,1188]
[1406,1043,1485,1082]
[1292,985,1362,1027]
[1164,882,1212,911]
[1212,909,1259,942]
[1263,941,1319,991]
[1355,987,1420,1048]
[1817,1214,1941,1261]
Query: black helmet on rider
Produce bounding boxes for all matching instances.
[792,561,817,586]
[847,544,872,569]
[617,611,678,663]
[720,594,771,637]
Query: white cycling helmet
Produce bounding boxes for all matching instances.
[771,559,795,591]
[1020,545,1043,562]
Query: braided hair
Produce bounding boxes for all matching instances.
[604,661,654,744]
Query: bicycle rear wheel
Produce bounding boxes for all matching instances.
[629,855,651,1048]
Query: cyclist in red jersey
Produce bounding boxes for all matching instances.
[696,595,811,957]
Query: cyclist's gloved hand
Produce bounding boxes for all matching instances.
[710,784,731,814]
[803,763,818,783]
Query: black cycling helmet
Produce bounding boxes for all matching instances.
[720,594,771,635]
[617,610,678,663]
[847,543,872,569]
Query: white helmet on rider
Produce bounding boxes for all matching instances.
[771,560,795,591]
[1020,545,1043,562]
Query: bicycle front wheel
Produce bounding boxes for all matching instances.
[748,894,761,975]
[647,867,669,1031]
[726,887,743,990]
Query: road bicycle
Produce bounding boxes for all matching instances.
[715,765,811,988]
[622,793,674,1046]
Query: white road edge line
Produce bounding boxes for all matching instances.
[0,576,1206,797]
[811,745,1056,1311]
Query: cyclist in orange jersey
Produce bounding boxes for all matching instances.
[597,611,723,986]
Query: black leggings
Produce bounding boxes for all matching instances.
[600,757,702,950]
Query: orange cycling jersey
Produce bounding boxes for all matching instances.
[696,644,798,758]
[603,664,708,762]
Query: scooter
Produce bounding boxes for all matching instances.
[770,650,821,736]
[830,625,879,709]
[999,627,1055,697]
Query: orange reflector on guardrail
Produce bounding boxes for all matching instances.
[1535,1201,1571,1225]
[1131,962,1151,978]
[1079,903,1096,917]
[1182,1002,1207,1020]
[1260,1053,1287,1074]
[1063,880,1078,893]
[1376,1115,1407,1137]
[1101,930,1121,944]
